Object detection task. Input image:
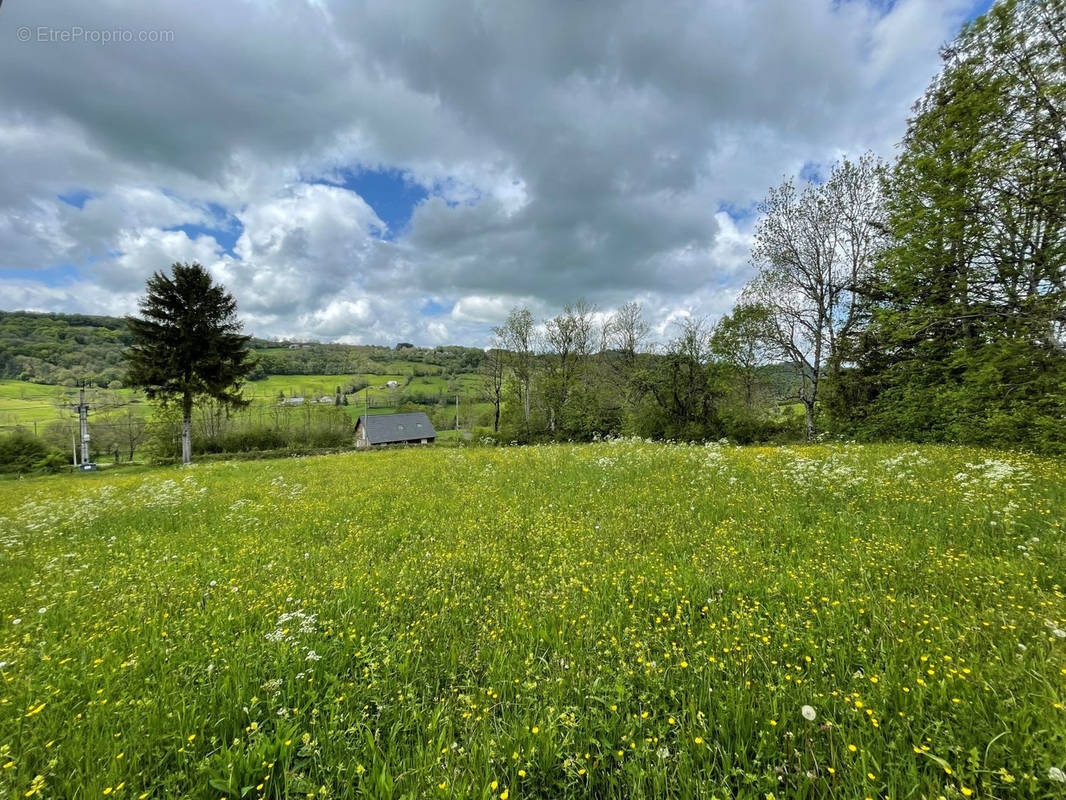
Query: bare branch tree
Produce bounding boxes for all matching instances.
[493,307,537,428]
[543,300,597,432]
[607,301,651,367]
[481,339,506,433]
[742,154,887,440]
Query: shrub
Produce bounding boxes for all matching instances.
[0,430,50,473]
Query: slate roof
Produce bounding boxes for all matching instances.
[356,412,437,444]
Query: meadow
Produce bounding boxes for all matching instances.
[0,371,484,434]
[1,442,1064,798]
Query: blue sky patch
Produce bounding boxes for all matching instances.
[3,264,81,285]
[57,189,96,209]
[420,299,450,317]
[967,0,996,21]
[718,201,758,223]
[165,203,242,255]
[799,160,824,183]
[336,168,428,239]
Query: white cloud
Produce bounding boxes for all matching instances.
[0,0,982,345]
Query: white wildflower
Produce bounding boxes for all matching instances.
[1049,767,1066,783]
[801,705,817,722]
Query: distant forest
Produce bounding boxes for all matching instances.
[0,310,485,385]
[0,311,132,387]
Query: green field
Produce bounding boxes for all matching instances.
[0,372,487,433]
[1,443,1064,798]
[247,375,408,403]
[0,381,132,427]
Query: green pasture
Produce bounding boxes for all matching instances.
[1,442,1063,798]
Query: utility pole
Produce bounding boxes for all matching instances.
[455,393,459,432]
[78,387,91,466]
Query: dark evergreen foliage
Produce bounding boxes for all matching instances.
[125,263,253,462]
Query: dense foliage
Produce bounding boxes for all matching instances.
[1,442,1064,797]
[0,430,66,474]
[0,311,131,386]
[484,307,803,446]
[730,0,1065,454]
[832,0,1066,452]
[252,344,484,377]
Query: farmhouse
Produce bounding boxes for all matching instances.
[355,412,436,448]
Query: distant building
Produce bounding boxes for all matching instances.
[355,412,436,447]
[282,396,305,406]
[318,395,333,404]
[385,380,400,389]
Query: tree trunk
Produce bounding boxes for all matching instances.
[493,399,500,433]
[181,392,193,464]
[804,400,815,442]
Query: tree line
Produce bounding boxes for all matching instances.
[730,0,1064,453]
[481,302,803,444]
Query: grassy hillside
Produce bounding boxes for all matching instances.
[0,310,492,442]
[0,310,131,386]
[0,310,484,387]
[1,442,1063,797]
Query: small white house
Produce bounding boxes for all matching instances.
[385,380,400,389]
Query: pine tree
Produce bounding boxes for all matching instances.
[125,263,252,463]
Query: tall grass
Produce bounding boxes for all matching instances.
[0,442,1064,798]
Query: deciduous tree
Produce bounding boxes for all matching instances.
[741,154,887,439]
[494,307,537,434]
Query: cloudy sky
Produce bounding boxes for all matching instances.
[0,0,991,345]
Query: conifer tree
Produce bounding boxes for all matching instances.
[125,262,252,463]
